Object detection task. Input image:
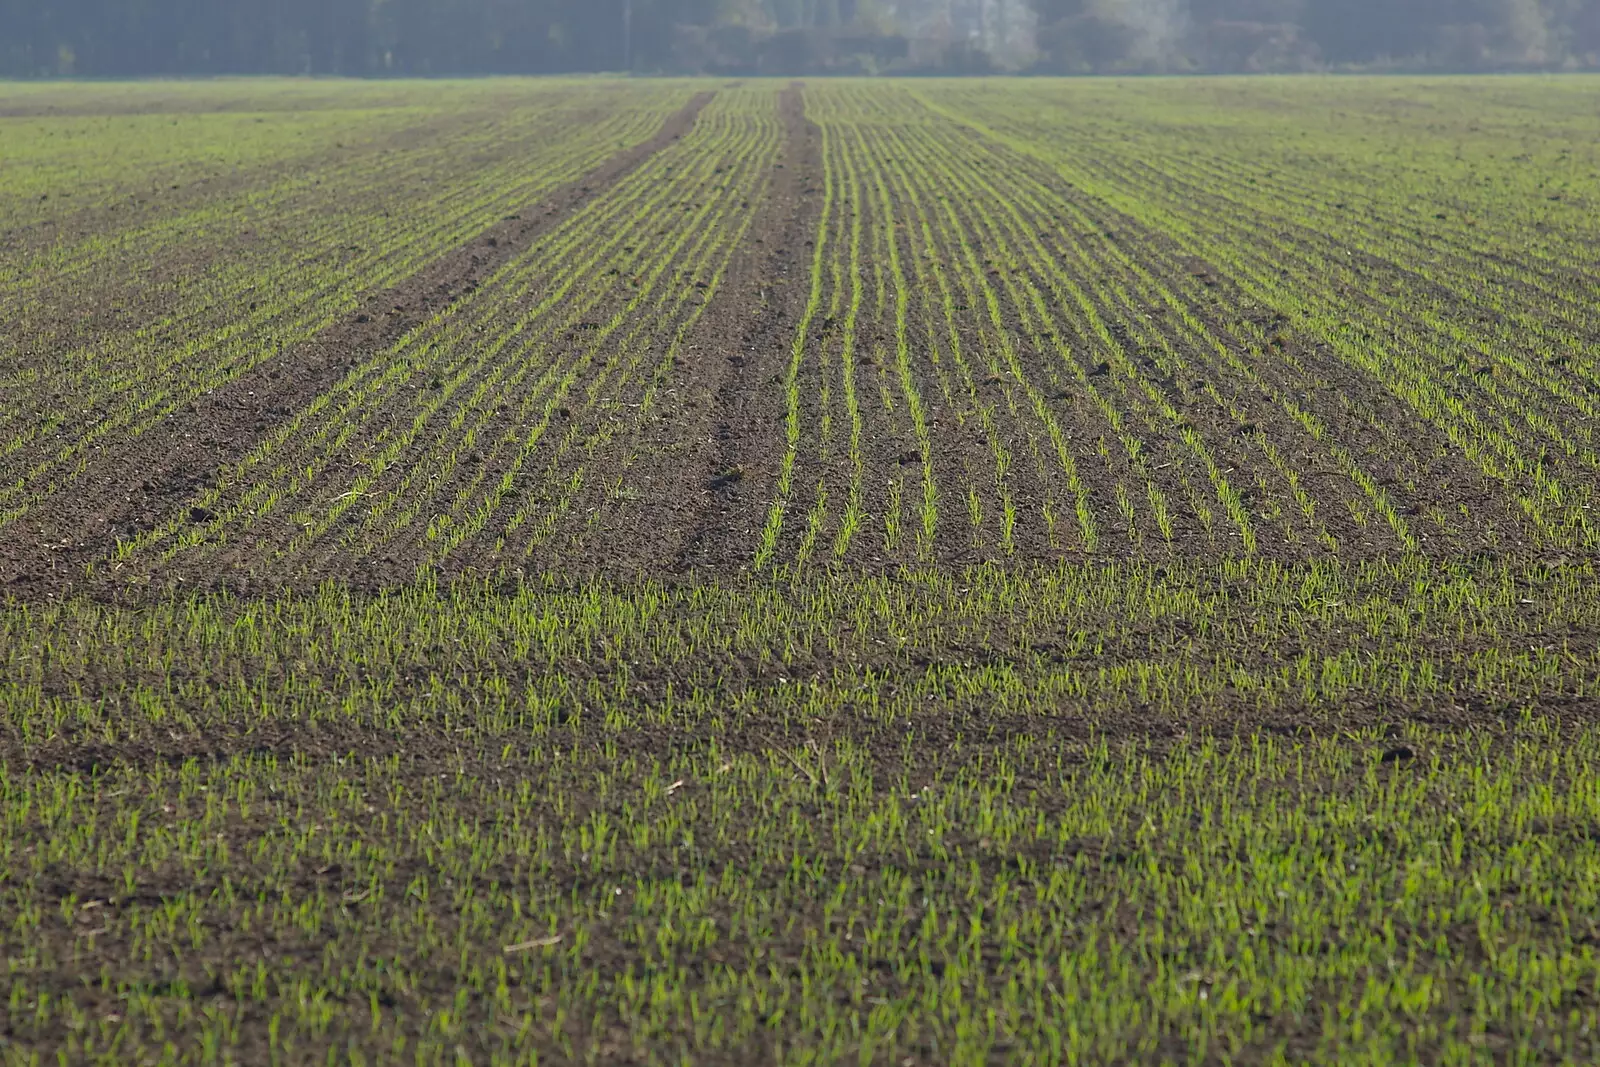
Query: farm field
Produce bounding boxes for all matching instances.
[4,75,1600,1063]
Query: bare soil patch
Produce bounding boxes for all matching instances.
[670,84,824,572]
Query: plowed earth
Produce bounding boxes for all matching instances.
[5,78,1600,1065]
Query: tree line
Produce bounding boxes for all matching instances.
[1,0,1596,77]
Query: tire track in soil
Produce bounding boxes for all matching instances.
[671,84,823,573]
[1,92,715,602]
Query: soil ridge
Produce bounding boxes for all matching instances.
[672,83,823,572]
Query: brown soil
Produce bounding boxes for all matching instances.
[670,83,824,572]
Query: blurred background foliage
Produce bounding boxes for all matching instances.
[1,0,1596,83]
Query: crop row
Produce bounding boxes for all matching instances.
[0,83,697,535]
[917,78,1600,554]
[107,88,783,586]
[758,83,1479,568]
[18,81,1588,576]
[2,88,426,248]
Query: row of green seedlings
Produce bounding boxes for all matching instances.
[952,88,1598,550]
[760,87,992,569]
[0,87,647,430]
[915,89,1381,555]
[433,89,782,571]
[917,88,1441,555]
[0,85,672,304]
[863,126,942,562]
[844,101,930,563]
[2,91,682,531]
[874,103,1095,556]
[104,109,700,571]
[292,95,765,572]
[755,89,836,570]
[363,110,763,569]
[0,104,430,254]
[886,88,1234,557]
[2,90,691,535]
[1141,91,1600,401]
[913,101,1392,556]
[1188,171,1596,547]
[933,87,1489,547]
[0,96,492,296]
[314,91,775,575]
[762,87,1072,567]
[877,88,1256,557]
[3,90,684,488]
[112,90,771,582]
[1123,105,1600,541]
[786,94,865,567]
